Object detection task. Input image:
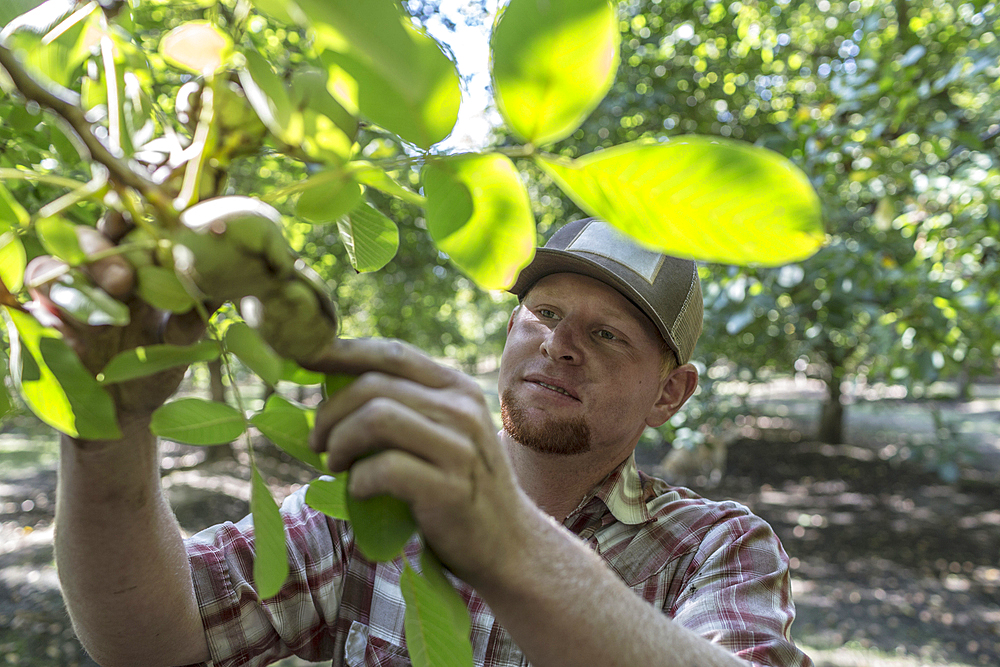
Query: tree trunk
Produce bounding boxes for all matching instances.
[202,360,232,463]
[208,359,225,403]
[818,368,844,444]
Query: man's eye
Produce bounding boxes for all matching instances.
[597,329,617,341]
[537,309,556,319]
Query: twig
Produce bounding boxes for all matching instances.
[0,41,178,226]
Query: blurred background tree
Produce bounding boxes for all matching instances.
[522,0,1000,443]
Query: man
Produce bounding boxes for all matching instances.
[42,218,811,667]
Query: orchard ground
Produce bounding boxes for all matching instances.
[1,375,998,667]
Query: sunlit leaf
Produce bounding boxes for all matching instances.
[323,372,355,397]
[536,137,825,266]
[240,49,293,138]
[423,153,535,290]
[251,466,290,599]
[36,215,85,265]
[99,340,220,385]
[247,0,307,26]
[337,202,399,272]
[2,1,96,88]
[159,21,233,76]
[0,231,26,293]
[347,490,417,562]
[0,0,47,28]
[304,476,349,520]
[0,183,29,228]
[304,0,460,148]
[296,170,362,223]
[351,162,426,207]
[225,322,282,386]
[136,265,196,314]
[289,65,358,139]
[47,271,130,327]
[3,306,120,440]
[150,397,245,445]
[401,550,474,667]
[491,0,619,145]
[250,394,323,470]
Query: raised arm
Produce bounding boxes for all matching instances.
[24,240,211,667]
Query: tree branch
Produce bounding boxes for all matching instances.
[0,42,177,225]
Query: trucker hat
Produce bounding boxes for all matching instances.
[509,218,703,365]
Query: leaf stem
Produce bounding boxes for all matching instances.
[0,168,92,191]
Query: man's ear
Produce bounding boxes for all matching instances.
[646,363,699,428]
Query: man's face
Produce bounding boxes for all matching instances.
[498,273,668,460]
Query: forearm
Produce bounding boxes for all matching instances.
[55,419,210,667]
[477,506,747,667]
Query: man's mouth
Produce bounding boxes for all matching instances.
[533,380,577,399]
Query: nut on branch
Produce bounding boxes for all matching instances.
[175,196,338,362]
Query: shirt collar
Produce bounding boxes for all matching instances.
[570,453,653,526]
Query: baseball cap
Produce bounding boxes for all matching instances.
[509,218,703,365]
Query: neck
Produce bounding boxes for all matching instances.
[501,431,631,522]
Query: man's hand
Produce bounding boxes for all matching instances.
[304,338,537,587]
[22,225,206,425]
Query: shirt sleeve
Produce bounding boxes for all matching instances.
[669,508,813,667]
[184,485,350,667]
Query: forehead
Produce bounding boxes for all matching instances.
[524,273,661,339]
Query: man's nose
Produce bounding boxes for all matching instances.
[540,320,582,363]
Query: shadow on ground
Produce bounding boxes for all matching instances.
[2,424,998,665]
[652,437,1000,667]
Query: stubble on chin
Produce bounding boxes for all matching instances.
[499,389,591,455]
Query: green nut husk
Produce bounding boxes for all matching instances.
[174,196,338,362]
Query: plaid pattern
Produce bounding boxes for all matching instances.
[186,455,812,667]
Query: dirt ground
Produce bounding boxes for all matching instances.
[1,391,998,666]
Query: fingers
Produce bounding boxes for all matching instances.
[320,396,479,474]
[303,337,465,390]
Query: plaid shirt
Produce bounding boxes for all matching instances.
[186,455,812,667]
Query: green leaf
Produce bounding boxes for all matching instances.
[491,0,619,145]
[250,394,323,470]
[159,21,234,76]
[240,49,293,138]
[423,153,536,290]
[99,341,220,385]
[280,360,325,385]
[0,371,11,421]
[0,0,47,28]
[351,162,426,207]
[47,272,131,327]
[289,66,358,140]
[304,476,349,520]
[136,265,196,313]
[0,231,26,293]
[296,171,362,223]
[323,372,355,397]
[2,2,95,88]
[401,550,474,667]
[35,216,86,265]
[3,306,121,440]
[347,490,417,562]
[306,1,461,148]
[0,183,29,228]
[337,202,399,272]
[251,466,290,599]
[225,322,283,386]
[150,397,245,445]
[536,137,825,266]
